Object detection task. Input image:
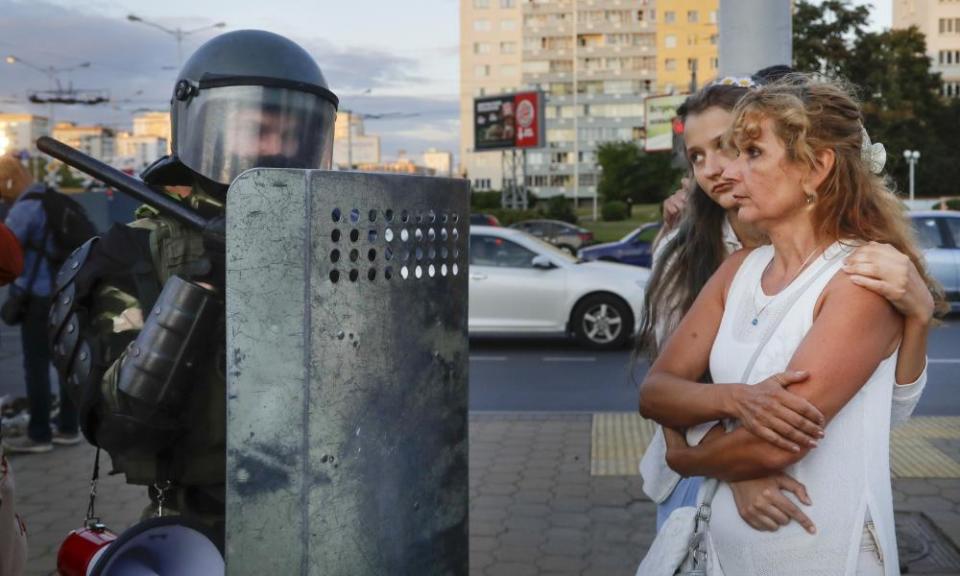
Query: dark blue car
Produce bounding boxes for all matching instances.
[578,222,661,268]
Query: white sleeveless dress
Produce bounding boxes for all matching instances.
[704,243,899,576]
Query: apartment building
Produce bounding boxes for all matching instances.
[132,111,172,153]
[894,0,960,97]
[424,148,454,177]
[0,113,50,156]
[333,111,382,168]
[52,122,116,164]
[460,0,716,202]
[459,0,524,191]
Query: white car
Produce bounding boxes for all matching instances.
[469,225,650,349]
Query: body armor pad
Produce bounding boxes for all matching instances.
[225,169,469,575]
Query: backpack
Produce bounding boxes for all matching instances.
[23,187,97,264]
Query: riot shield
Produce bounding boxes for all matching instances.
[225,169,469,575]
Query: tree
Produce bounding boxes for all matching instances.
[793,2,956,198]
[793,0,869,78]
[596,141,681,206]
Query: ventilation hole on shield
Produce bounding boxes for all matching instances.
[441,246,449,260]
[453,248,460,259]
[441,212,448,224]
[368,230,378,243]
[385,247,393,260]
[330,270,340,283]
[385,209,394,222]
[428,247,436,261]
[349,269,359,282]
[368,249,376,262]
[428,209,436,223]
[452,228,459,242]
[385,228,394,242]
[330,249,341,263]
[385,266,393,280]
[332,229,341,242]
[401,249,410,262]
[400,229,409,242]
[332,208,342,222]
[350,208,360,223]
[452,212,459,224]
[368,268,377,282]
[441,264,448,277]
[401,266,409,279]
[452,263,459,276]
[350,229,360,242]
[416,212,423,224]
[368,209,377,223]
[401,210,409,223]
[350,249,359,263]
[428,264,436,278]
[441,228,448,241]
[428,228,436,242]
[415,265,423,279]
[415,247,423,261]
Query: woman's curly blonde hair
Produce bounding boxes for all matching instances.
[730,74,946,314]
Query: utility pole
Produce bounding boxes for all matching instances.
[904,150,920,202]
[718,0,792,77]
[126,15,226,68]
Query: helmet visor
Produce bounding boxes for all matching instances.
[175,84,336,185]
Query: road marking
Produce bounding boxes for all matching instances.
[929,359,960,364]
[470,355,508,362]
[543,356,597,363]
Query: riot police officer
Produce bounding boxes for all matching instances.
[47,29,339,538]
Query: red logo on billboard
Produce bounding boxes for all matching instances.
[514,92,540,148]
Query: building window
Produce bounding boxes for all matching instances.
[474,20,491,31]
[500,41,516,54]
[665,58,677,71]
[688,58,698,72]
[709,11,718,23]
[664,34,677,48]
[711,57,719,69]
[500,65,517,76]
[687,34,698,46]
[473,0,489,8]
[475,65,490,78]
[500,19,517,31]
[710,34,719,45]
[500,0,516,7]
[636,10,644,21]
[687,10,699,23]
[664,11,676,24]
[474,42,491,54]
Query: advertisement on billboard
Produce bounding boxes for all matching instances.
[644,94,688,152]
[474,92,544,151]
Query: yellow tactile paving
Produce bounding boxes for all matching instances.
[591,413,960,479]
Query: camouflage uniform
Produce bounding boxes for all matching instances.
[51,190,226,533]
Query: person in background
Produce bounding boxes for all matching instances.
[0,154,81,453]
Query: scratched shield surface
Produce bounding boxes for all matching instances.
[225,169,469,575]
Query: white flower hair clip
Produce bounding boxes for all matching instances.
[861,126,886,175]
[710,76,757,88]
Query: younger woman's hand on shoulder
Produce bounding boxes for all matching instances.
[842,242,934,325]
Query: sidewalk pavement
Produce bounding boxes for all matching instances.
[7,412,960,575]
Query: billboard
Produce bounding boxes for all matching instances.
[644,94,688,152]
[474,91,544,151]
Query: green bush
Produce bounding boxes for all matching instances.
[545,196,578,224]
[471,191,502,210]
[944,198,960,211]
[602,201,628,221]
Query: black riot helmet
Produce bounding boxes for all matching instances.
[161,29,338,188]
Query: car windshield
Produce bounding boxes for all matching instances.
[516,231,580,263]
[620,224,659,244]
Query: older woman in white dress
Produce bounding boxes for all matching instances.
[638,76,944,575]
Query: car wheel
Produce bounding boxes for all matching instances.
[571,294,633,350]
[557,244,576,255]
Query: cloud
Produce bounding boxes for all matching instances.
[0,0,461,161]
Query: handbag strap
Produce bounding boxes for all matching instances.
[686,247,840,565]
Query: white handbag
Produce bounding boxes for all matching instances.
[636,255,835,576]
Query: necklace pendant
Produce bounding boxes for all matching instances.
[751,317,759,326]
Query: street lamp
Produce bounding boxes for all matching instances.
[903,149,921,202]
[126,14,227,68]
[5,55,91,91]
